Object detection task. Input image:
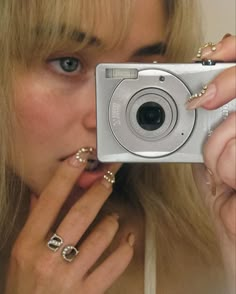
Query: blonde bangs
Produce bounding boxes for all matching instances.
[6,0,133,66]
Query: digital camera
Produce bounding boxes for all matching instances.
[96,61,236,162]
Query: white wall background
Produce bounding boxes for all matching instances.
[199,0,235,42]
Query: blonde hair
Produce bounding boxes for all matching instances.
[0,0,223,289]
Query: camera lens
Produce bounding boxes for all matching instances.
[136,102,165,131]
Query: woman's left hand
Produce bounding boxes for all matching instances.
[190,35,236,294]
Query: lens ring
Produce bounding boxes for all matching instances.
[136,101,166,131]
[127,91,174,140]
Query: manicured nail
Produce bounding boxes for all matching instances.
[222,33,232,40]
[194,41,222,60]
[186,84,216,110]
[68,147,95,167]
[101,170,116,189]
[127,233,135,247]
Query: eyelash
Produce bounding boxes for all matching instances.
[47,56,85,77]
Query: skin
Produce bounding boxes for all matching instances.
[5,0,236,292]
[6,0,167,293]
[192,35,236,294]
[12,0,167,195]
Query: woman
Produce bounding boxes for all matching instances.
[0,0,235,293]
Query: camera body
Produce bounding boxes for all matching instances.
[96,62,236,163]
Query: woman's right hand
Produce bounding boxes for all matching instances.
[5,153,134,294]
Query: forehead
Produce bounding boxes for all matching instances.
[96,0,167,48]
[11,0,167,65]
[129,0,166,36]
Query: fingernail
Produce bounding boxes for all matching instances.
[222,33,232,40]
[127,233,135,247]
[194,42,222,60]
[68,147,95,167]
[186,84,216,110]
[101,170,116,189]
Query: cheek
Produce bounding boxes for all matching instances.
[14,76,72,144]
[16,91,60,141]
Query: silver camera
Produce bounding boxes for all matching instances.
[96,62,236,162]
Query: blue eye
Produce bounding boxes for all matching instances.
[48,56,83,76]
[59,57,80,72]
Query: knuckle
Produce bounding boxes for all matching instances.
[71,203,90,219]
[10,243,55,282]
[225,138,236,157]
[11,245,26,267]
[218,138,236,185]
[222,138,236,164]
[10,240,32,268]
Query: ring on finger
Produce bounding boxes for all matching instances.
[47,233,64,252]
[62,245,79,262]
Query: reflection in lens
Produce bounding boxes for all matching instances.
[136,102,165,131]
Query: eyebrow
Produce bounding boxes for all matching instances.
[133,42,167,57]
[35,25,166,57]
[70,30,101,46]
[35,25,101,46]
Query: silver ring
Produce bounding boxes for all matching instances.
[62,245,79,262]
[47,233,64,252]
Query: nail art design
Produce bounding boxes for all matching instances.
[189,85,208,100]
[196,42,217,59]
[186,84,216,110]
[103,170,116,184]
[185,85,208,109]
[75,147,95,163]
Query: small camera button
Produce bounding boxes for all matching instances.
[201,59,216,66]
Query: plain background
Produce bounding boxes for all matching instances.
[200,0,235,42]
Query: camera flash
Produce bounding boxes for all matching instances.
[106,68,138,79]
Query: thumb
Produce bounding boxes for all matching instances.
[192,164,236,294]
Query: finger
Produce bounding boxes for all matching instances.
[186,66,236,110]
[197,35,236,62]
[29,193,38,212]
[203,113,236,180]
[84,234,134,293]
[22,152,89,240]
[220,192,236,237]
[203,66,236,110]
[72,213,119,276]
[217,138,236,189]
[55,163,121,245]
